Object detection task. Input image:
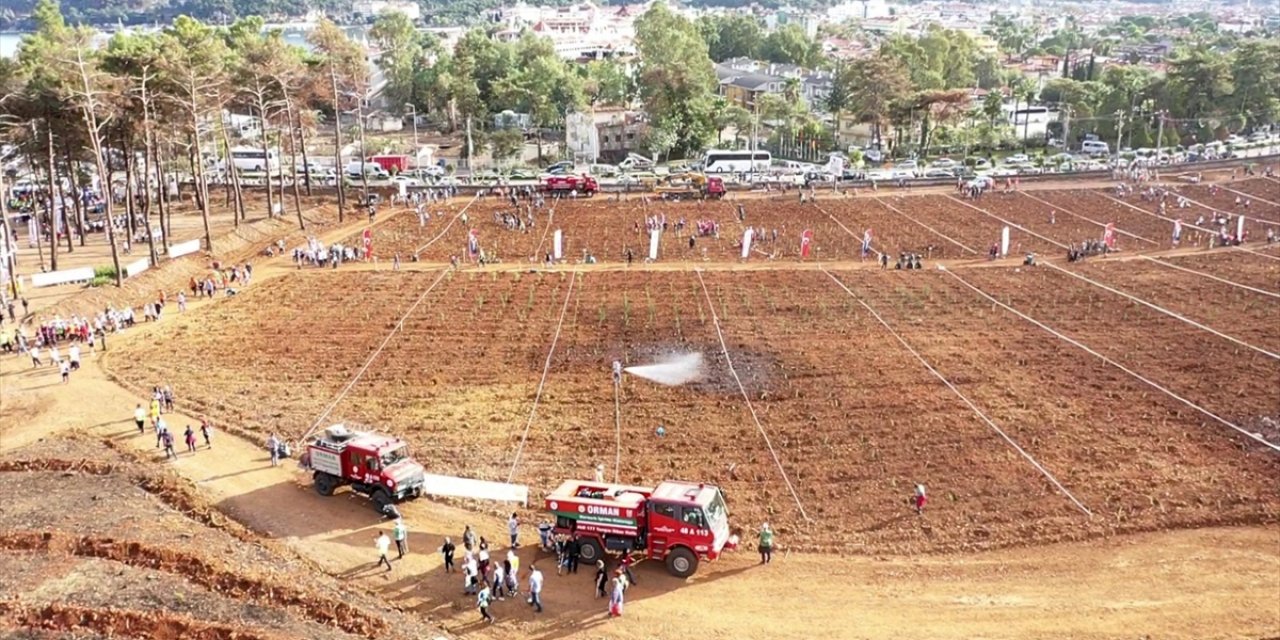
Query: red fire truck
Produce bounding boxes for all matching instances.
[544,479,737,578]
[542,174,599,196]
[302,424,426,512]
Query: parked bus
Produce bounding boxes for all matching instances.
[229,147,280,173]
[700,149,771,173]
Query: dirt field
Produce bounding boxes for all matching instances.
[103,207,1280,555]
[4,176,1279,640]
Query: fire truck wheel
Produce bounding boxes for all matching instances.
[313,472,337,496]
[665,548,698,578]
[371,489,392,512]
[577,538,604,564]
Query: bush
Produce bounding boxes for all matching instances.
[88,275,113,288]
[93,265,118,279]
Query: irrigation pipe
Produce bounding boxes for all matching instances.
[1017,192,1159,246]
[532,207,556,261]
[413,193,480,256]
[1139,256,1280,299]
[945,195,1070,250]
[1101,192,1237,236]
[821,269,1094,517]
[942,267,1280,453]
[1178,194,1280,227]
[1239,246,1280,262]
[873,197,980,254]
[1211,183,1280,209]
[296,268,451,446]
[506,271,579,483]
[1042,262,1280,361]
[694,269,811,522]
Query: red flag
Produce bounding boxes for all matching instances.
[1103,222,1116,249]
[800,229,813,258]
[362,228,372,260]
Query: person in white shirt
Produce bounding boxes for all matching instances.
[527,563,544,613]
[508,512,520,548]
[375,531,392,571]
[59,359,70,384]
[68,345,80,370]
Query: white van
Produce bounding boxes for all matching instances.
[229,146,279,173]
[344,161,388,179]
[1081,140,1110,157]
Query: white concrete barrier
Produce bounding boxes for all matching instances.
[422,473,529,506]
[125,258,150,278]
[30,267,95,288]
[168,239,201,259]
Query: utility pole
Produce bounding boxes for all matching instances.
[1114,109,1125,166]
[1061,104,1072,151]
[465,116,473,171]
[405,103,419,169]
[357,98,369,205]
[1155,110,1165,153]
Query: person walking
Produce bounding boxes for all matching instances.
[463,553,479,595]
[491,560,506,600]
[477,583,494,624]
[374,531,393,572]
[758,523,774,564]
[441,537,456,573]
[267,434,281,467]
[29,345,41,368]
[914,484,927,515]
[161,428,176,460]
[134,404,147,434]
[155,417,168,448]
[527,563,544,613]
[608,572,626,618]
[184,426,197,454]
[507,512,520,548]
[594,560,608,598]
[59,359,70,384]
[393,518,408,559]
[462,524,476,550]
[148,397,161,428]
[200,419,213,448]
[68,344,80,371]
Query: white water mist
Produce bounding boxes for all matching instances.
[624,353,705,386]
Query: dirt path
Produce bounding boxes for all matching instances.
[1,327,1277,640]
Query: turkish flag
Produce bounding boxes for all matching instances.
[362,228,372,260]
[800,229,813,258]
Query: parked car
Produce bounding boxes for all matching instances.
[929,158,957,169]
[1003,153,1031,165]
[389,175,422,188]
[506,168,539,181]
[923,168,955,179]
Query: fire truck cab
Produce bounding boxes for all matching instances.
[303,424,426,512]
[544,480,737,578]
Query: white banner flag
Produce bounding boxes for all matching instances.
[1000,226,1010,257]
[1237,215,1245,240]
[741,228,754,259]
[553,229,563,260]
[27,217,37,247]
[648,228,660,261]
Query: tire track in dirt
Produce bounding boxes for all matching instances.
[0,531,388,639]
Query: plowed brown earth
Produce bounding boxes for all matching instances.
[349,195,983,266]
[1032,189,1182,246]
[1180,180,1280,223]
[103,257,1280,553]
[1156,250,1280,292]
[1067,258,1280,354]
[956,267,1280,423]
[824,197,982,259]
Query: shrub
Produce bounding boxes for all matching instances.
[93,265,118,279]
